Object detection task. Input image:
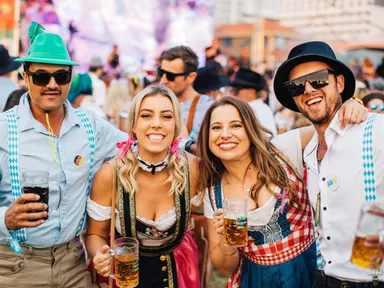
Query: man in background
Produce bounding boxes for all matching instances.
[0,45,21,112]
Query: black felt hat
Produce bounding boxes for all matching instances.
[0,45,21,75]
[193,66,229,94]
[230,68,265,91]
[273,41,355,112]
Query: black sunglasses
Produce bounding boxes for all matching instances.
[284,68,336,97]
[25,70,72,86]
[157,67,190,81]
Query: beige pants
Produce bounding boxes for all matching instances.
[0,236,92,288]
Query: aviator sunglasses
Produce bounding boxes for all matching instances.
[157,67,190,81]
[284,68,336,97]
[25,69,72,86]
[369,103,384,111]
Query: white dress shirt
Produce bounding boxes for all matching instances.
[304,112,384,282]
[248,99,278,135]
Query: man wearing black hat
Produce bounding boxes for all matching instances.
[274,41,384,286]
[230,68,277,135]
[0,45,21,112]
[193,66,229,100]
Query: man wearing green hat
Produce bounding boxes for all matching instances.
[0,22,126,287]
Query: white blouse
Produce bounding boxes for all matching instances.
[87,195,200,241]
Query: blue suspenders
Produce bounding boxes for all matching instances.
[5,108,95,250]
[5,109,27,249]
[73,109,95,235]
[362,114,377,202]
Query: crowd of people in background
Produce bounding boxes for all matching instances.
[3,37,383,135]
[0,20,384,288]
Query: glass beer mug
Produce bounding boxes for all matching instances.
[351,202,384,270]
[223,198,248,247]
[22,171,62,220]
[110,237,139,288]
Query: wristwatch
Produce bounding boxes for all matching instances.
[184,139,196,153]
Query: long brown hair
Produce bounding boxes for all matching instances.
[197,96,298,207]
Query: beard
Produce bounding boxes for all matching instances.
[298,96,342,125]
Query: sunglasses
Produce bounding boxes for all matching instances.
[284,68,336,97]
[157,67,190,81]
[25,70,72,86]
[369,104,384,111]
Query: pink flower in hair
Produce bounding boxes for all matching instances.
[116,137,135,159]
[170,137,182,159]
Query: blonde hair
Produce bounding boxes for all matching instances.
[117,83,188,195]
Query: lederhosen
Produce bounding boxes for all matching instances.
[116,152,191,288]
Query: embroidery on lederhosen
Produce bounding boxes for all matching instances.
[74,109,95,235]
[315,114,378,269]
[5,109,27,242]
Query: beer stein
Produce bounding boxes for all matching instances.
[351,202,384,270]
[223,198,248,247]
[110,237,139,288]
[22,171,62,220]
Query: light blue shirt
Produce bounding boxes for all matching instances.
[181,94,213,140]
[0,94,126,248]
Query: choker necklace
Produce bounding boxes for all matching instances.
[131,143,169,175]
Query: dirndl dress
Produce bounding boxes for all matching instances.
[207,147,316,288]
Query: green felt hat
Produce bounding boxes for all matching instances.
[15,22,79,66]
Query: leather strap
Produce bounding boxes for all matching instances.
[186,94,201,134]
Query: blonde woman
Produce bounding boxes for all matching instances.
[86,83,200,287]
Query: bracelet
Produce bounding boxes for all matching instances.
[352,96,364,106]
[218,241,238,256]
[184,139,196,153]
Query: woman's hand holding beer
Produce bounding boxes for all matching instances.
[213,209,224,235]
[94,245,112,277]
